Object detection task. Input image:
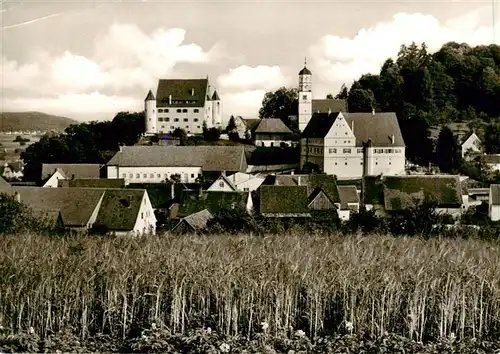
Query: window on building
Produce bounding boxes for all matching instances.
[174,118,179,122]
[141,212,144,219]
[194,118,199,122]
[197,126,201,129]
[176,109,181,113]
[194,109,199,113]
[302,95,307,100]
[244,187,249,192]
[219,181,224,187]
[183,118,188,122]
[343,148,351,153]
[329,148,336,154]
[182,109,188,113]
[389,162,392,165]
[165,109,169,113]
[157,173,161,178]
[188,130,191,133]
[360,162,363,165]
[185,125,189,129]
[129,173,133,178]
[150,173,154,178]
[158,109,163,113]
[158,117,163,122]
[270,142,274,147]
[345,162,347,165]
[136,173,140,178]
[345,132,348,135]
[122,173,126,178]
[375,162,378,165]
[374,149,384,153]
[170,126,174,129]
[143,173,147,178]
[335,162,337,165]
[385,149,393,153]
[165,118,170,122]
[357,148,363,154]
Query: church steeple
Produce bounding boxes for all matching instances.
[299,57,312,76]
[298,57,313,132]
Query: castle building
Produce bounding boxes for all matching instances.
[298,60,347,132]
[144,78,222,135]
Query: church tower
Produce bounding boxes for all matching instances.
[211,89,222,128]
[298,58,312,132]
[144,89,157,135]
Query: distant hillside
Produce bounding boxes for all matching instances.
[0,112,78,132]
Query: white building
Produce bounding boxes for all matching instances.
[298,60,347,132]
[300,111,406,179]
[106,145,248,184]
[144,78,222,135]
[489,184,500,222]
[208,172,265,192]
[460,132,482,159]
[253,118,293,147]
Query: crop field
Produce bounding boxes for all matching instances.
[1,232,500,352]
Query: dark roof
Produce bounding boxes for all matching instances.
[491,185,500,205]
[94,189,146,231]
[299,66,312,75]
[178,191,248,217]
[13,187,105,227]
[302,112,405,147]
[261,173,340,203]
[337,185,359,209]
[259,185,310,216]
[254,118,292,134]
[58,178,125,189]
[31,209,62,225]
[240,118,261,131]
[312,99,347,113]
[127,183,172,209]
[156,79,209,108]
[107,146,247,172]
[382,175,463,210]
[211,90,220,101]
[174,209,213,232]
[145,90,155,101]
[41,163,101,180]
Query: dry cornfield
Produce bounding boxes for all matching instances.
[1,232,500,342]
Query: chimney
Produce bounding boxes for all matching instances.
[222,170,226,177]
[191,88,195,96]
[119,145,123,152]
[14,192,20,203]
[297,175,301,186]
[372,108,375,116]
[391,135,395,144]
[351,120,354,134]
[127,195,133,208]
[168,95,172,105]
[291,171,294,175]
[198,185,203,198]
[170,183,175,199]
[328,108,331,114]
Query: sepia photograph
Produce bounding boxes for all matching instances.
[1,0,500,352]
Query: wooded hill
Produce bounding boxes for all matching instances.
[0,112,77,132]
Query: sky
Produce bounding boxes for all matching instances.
[0,0,499,123]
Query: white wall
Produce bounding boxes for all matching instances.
[490,205,500,221]
[108,166,202,184]
[461,134,481,158]
[255,135,291,147]
[131,192,157,236]
[367,147,406,177]
[233,177,264,192]
[43,170,65,188]
[337,209,350,221]
[156,106,205,134]
[207,177,236,192]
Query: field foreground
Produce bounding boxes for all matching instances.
[1,233,500,352]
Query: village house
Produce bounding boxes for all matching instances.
[172,209,213,234]
[489,184,500,222]
[460,132,482,159]
[10,186,156,235]
[233,116,261,140]
[1,161,23,181]
[41,163,102,187]
[106,145,248,184]
[297,61,347,132]
[300,111,406,179]
[144,78,222,135]
[253,118,294,147]
[208,172,265,192]
[337,185,360,221]
[362,175,468,218]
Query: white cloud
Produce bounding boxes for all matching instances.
[217,65,288,91]
[220,90,266,119]
[0,23,220,119]
[310,9,497,89]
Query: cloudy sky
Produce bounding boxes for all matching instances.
[0,0,498,123]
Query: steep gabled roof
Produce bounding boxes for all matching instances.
[156,79,209,107]
[94,189,147,231]
[343,112,405,147]
[302,112,405,147]
[382,175,463,211]
[13,186,105,227]
[41,164,101,181]
[145,90,155,101]
[301,112,338,138]
[254,118,293,134]
[174,209,213,232]
[107,146,247,172]
[208,174,238,192]
[178,191,248,217]
[337,185,359,209]
[211,90,220,101]
[312,99,347,113]
[259,185,310,216]
[490,185,500,205]
[240,118,261,131]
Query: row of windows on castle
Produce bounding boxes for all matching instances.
[157,108,201,113]
[121,172,202,181]
[305,147,404,154]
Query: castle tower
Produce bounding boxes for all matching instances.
[298,58,312,132]
[144,89,157,135]
[211,89,222,128]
